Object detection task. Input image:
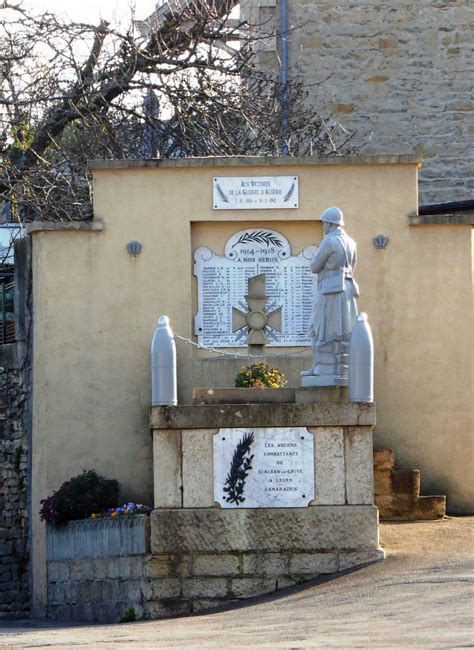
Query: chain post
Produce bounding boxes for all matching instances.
[174,333,309,360]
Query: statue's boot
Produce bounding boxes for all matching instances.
[301,363,325,376]
[300,363,317,377]
[302,348,339,376]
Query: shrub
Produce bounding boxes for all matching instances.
[120,607,137,623]
[39,469,120,525]
[235,362,287,388]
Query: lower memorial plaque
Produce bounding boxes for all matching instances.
[213,427,315,508]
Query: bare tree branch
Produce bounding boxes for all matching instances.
[0,1,357,225]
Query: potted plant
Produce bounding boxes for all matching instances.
[235,362,287,388]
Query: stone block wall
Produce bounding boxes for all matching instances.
[246,0,474,203]
[47,556,148,623]
[48,549,374,622]
[144,539,382,619]
[46,508,383,623]
[0,367,30,619]
[0,238,32,618]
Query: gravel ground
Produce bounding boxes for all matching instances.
[1,517,473,649]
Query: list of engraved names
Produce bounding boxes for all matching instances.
[194,229,317,347]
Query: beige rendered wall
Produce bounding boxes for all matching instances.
[30,155,472,612]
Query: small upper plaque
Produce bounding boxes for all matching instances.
[213,427,314,508]
[213,176,299,210]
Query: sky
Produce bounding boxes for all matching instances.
[1,2,160,250]
[32,0,159,25]
[1,1,240,249]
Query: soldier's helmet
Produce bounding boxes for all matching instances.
[320,207,344,226]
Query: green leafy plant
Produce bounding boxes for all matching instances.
[235,362,287,388]
[120,607,137,623]
[39,469,120,525]
[13,444,23,473]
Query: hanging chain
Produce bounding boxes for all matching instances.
[174,333,310,360]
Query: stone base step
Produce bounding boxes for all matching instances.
[375,494,446,521]
[373,449,446,521]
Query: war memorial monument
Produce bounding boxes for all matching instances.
[30,155,471,621]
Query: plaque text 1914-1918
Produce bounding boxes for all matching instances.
[194,229,318,347]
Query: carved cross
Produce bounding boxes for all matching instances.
[232,274,282,355]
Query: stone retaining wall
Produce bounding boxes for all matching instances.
[0,367,30,619]
[47,546,383,622]
[0,238,33,618]
[47,555,147,623]
[46,508,383,622]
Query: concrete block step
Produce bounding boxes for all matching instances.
[375,494,446,521]
[373,448,394,471]
[373,448,446,521]
[374,469,420,497]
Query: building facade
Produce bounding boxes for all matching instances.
[244,0,473,204]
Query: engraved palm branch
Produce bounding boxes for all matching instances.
[223,432,255,505]
[232,231,283,249]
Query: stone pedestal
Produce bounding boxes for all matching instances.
[301,374,348,387]
[149,391,383,617]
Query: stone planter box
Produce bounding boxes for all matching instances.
[47,515,150,561]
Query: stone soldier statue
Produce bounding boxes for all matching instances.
[301,207,359,386]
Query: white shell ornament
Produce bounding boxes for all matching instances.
[372,234,390,249]
[127,241,142,256]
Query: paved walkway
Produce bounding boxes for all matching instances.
[1,517,473,648]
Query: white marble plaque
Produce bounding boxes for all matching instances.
[213,427,315,508]
[194,228,318,347]
[213,176,299,210]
